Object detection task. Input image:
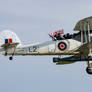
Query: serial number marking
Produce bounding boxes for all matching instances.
[29,46,38,52]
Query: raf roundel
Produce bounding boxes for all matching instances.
[58,42,67,51]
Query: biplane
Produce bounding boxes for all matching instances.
[0,16,92,74]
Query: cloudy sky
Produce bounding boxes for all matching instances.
[0,0,92,92]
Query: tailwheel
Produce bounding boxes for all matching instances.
[9,56,13,60]
[9,47,16,60]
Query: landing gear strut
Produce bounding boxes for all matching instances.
[86,60,92,74]
[5,52,7,56]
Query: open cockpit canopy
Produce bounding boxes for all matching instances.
[74,16,92,32]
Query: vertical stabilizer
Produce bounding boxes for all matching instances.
[0,30,21,46]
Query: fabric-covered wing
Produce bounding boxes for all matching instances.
[76,42,92,56]
[74,16,92,32]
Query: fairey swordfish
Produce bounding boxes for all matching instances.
[0,16,92,75]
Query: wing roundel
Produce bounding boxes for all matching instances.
[57,41,68,51]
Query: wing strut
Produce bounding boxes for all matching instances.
[84,23,87,43]
[88,23,91,43]
[81,30,83,45]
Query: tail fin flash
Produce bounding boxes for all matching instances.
[0,30,21,46]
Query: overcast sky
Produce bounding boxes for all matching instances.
[0,0,92,92]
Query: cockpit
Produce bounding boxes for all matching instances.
[49,30,80,41]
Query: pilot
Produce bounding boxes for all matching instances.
[54,33,64,40]
[49,30,64,41]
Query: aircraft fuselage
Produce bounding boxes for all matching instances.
[10,39,82,56]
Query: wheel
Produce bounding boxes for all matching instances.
[86,67,92,75]
[9,57,13,60]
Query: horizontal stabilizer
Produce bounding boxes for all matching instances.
[1,43,19,49]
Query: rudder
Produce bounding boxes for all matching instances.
[0,30,21,46]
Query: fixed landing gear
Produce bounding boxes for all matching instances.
[86,60,92,75]
[86,66,92,74]
[5,52,7,56]
[9,56,13,60]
